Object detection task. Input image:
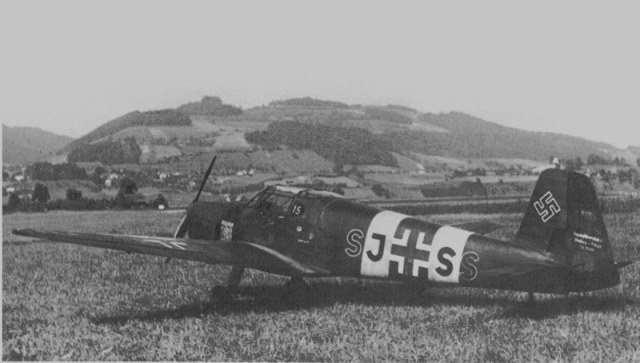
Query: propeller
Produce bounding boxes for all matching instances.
[173,155,217,239]
[167,156,218,264]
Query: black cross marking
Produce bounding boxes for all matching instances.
[389,228,430,278]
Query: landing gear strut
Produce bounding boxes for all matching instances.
[227,266,244,293]
[527,291,535,304]
[210,266,244,302]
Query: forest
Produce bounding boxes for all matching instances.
[67,138,142,165]
[245,121,397,166]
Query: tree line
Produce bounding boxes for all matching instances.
[4,180,168,214]
[245,121,398,166]
[26,162,88,180]
[67,138,141,164]
[269,97,348,108]
[177,96,243,116]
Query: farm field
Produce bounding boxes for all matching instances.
[3,209,640,361]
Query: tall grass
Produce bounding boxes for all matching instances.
[3,210,640,361]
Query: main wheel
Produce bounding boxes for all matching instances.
[210,285,234,304]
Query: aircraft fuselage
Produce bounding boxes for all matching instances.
[186,186,618,294]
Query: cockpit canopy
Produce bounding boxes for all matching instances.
[248,185,344,216]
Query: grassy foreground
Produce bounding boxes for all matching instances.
[3,210,640,361]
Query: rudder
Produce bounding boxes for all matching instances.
[516,169,616,280]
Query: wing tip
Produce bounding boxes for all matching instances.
[12,228,28,236]
[12,228,43,238]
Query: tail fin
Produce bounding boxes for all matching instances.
[517,169,619,290]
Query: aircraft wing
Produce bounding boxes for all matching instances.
[233,242,330,276]
[451,221,502,235]
[11,229,329,277]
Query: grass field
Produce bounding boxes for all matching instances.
[3,210,640,361]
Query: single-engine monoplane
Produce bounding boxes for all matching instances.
[13,157,633,302]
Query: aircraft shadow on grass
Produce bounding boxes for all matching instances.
[500,294,636,320]
[92,282,636,325]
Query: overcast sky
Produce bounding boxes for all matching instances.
[1,1,638,148]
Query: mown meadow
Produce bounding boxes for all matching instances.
[3,209,640,361]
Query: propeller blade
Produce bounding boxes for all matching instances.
[169,155,217,264]
[192,156,217,204]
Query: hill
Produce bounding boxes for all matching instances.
[627,146,640,164]
[56,96,634,174]
[381,112,630,161]
[63,109,191,152]
[242,104,632,165]
[2,125,73,164]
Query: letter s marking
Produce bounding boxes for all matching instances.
[460,252,479,281]
[435,247,456,276]
[345,229,364,258]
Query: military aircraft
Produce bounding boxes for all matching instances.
[13,157,633,302]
